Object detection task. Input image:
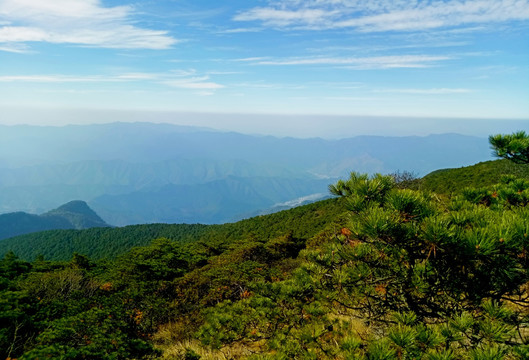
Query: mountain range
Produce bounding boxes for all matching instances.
[0,122,492,225]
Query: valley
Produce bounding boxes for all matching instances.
[0,123,491,225]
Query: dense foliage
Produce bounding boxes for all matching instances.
[2,133,529,359]
[0,198,348,359]
[195,172,529,359]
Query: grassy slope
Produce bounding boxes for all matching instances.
[418,159,529,194]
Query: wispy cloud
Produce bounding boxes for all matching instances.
[0,71,225,90]
[305,41,470,55]
[253,55,453,69]
[234,0,529,32]
[0,43,30,53]
[234,8,337,27]
[115,73,159,81]
[161,76,225,90]
[216,27,262,34]
[0,0,177,49]
[232,57,271,62]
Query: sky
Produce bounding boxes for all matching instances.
[0,0,528,137]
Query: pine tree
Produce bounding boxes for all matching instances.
[490,131,529,164]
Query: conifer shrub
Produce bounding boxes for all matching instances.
[198,172,529,359]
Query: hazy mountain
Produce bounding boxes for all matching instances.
[0,200,109,240]
[0,158,299,214]
[0,123,489,172]
[91,176,332,225]
[0,123,492,224]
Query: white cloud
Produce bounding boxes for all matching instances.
[161,76,225,90]
[234,0,529,32]
[115,73,159,80]
[234,8,337,27]
[0,72,225,90]
[0,26,48,42]
[233,57,271,62]
[0,42,30,53]
[0,0,177,49]
[217,27,262,34]
[254,55,453,69]
[0,0,130,21]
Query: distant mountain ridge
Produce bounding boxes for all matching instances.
[0,124,489,172]
[0,200,110,240]
[0,123,492,224]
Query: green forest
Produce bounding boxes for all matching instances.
[2,131,529,359]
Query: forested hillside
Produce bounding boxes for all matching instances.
[419,159,529,194]
[2,132,529,359]
[0,197,347,261]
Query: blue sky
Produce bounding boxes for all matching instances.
[0,0,528,137]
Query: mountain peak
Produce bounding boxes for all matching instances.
[49,200,97,216]
[43,200,109,229]
[0,200,110,241]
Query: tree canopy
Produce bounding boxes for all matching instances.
[489,130,529,164]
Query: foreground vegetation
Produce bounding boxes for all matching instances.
[0,198,348,359]
[2,131,529,359]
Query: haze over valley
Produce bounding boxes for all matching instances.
[0,122,494,225]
